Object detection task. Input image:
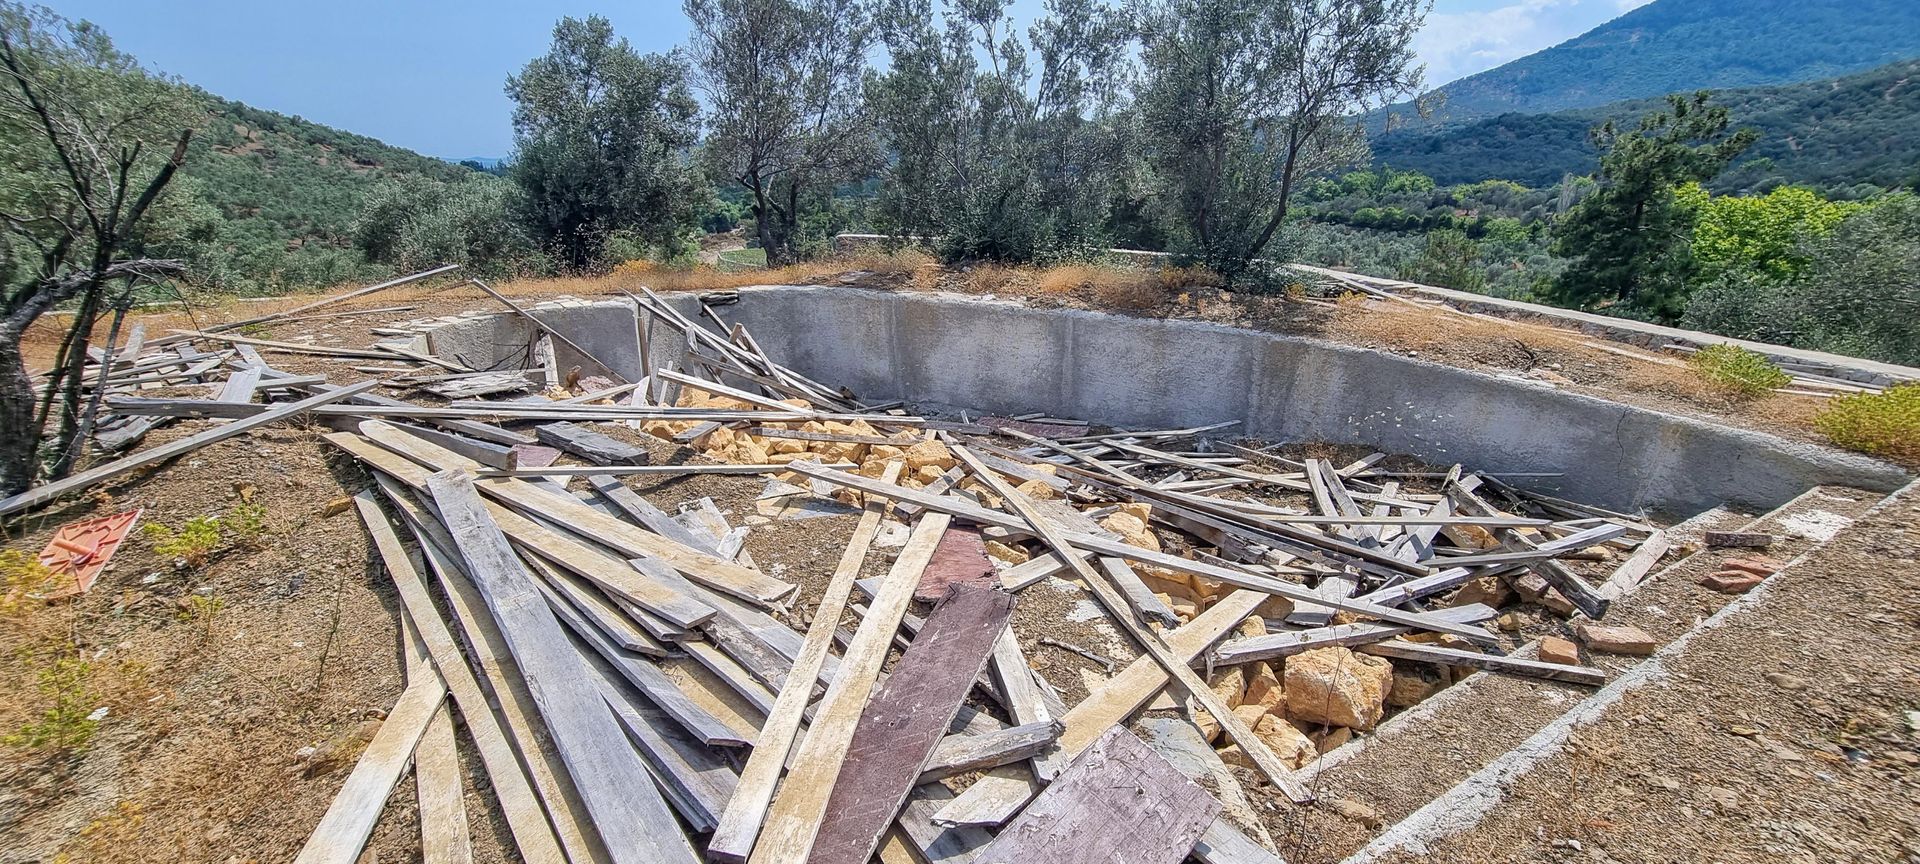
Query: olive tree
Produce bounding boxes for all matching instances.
[1135,0,1427,285]
[684,0,877,264]
[507,16,703,269]
[1,2,200,493]
[867,0,1134,262]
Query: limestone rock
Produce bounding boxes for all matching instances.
[1386,665,1445,708]
[1284,647,1393,730]
[984,540,1029,565]
[1235,616,1268,639]
[1099,511,1161,552]
[1208,666,1246,710]
[1538,635,1580,666]
[1013,478,1058,500]
[1575,622,1658,656]
[1450,575,1513,609]
[1515,573,1576,616]
[1310,725,1353,753]
[1243,662,1284,714]
[903,439,957,472]
[1253,713,1317,770]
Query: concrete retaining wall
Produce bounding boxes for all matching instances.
[669,286,1906,516]
[421,298,644,383]
[425,285,1906,516]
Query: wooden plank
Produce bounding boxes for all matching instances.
[1359,639,1608,686]
[987,628,1068,782]
[745,511,951,864]
[330,428,716,630]
[1098,556,1182,629]
[291,659,446,864]
[362,420,793,605]
[217,365,262,403]
[352,492,567,864]
[1214,604,1497,665]
[782,462,1492,643]
[810,584,1016,864]
[403,619,473,864]
[917,525,998,603]
[172,328,396,358]
[969,727,1218,864]
[930,590,1266,828]
[707,460,907,863]
[1,379,377,517]
[950,444,1311,801]
[536,421,650,465]
[919,720,1063,783]
[1601,530,1670,599]
[373,479,618,864]
[1447,481,1610,619]
[587,475,720,552]
[526,556,669,655]
[426,472,698,864]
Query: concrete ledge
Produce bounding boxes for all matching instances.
[678,285,1907,516]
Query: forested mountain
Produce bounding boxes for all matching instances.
[1370,58,1920,192]
[1383,0,1920,127]
[174,94,481,290]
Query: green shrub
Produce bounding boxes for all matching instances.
[1689,343,1791,397]
[142,516,222,568]
[225,503,269,549]
[1815,384,1920,463]
[6,658,100,752]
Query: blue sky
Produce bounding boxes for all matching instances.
[48,0,1651,160]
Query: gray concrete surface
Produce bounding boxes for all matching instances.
[424,297,643,383]
[673,285,1907,516]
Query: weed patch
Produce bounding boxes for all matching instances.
[1689,343,1790,397]
[5,657,101,752]
[141,516,222,568]
[1815,383,1920,464]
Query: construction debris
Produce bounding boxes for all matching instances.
[0,269,1695,864]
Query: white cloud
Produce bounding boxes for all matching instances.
[1414,0,1636,90]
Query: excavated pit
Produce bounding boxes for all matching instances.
[417,285,1905,518]
[403,287,1912,861]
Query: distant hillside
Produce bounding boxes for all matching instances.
[1370,58,1920,192]
[1385,0,1920,127]
[179,93,478,289]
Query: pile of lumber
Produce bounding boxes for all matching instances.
[7,274,1667,864]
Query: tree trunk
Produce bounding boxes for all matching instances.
[0,329,42,495]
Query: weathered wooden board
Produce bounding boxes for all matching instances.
[353,490,568,864]
[536,421,650,465]
[919,720,1063,783]
[401,619,473,864]
[427,471,698,864]
[290,663,445,864]
[809,583,1015,864]
[1359,638,1608,686]
[783,462,1490,642]
[950,444,1309,800]
[969,727,1219,864]
[1215,603,1498,665]
[363,420,793,605]
[917,525,998,602]
[1,379,377,516]
[931,590,1266,828]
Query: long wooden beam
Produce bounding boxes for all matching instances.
[1,379,377,517]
